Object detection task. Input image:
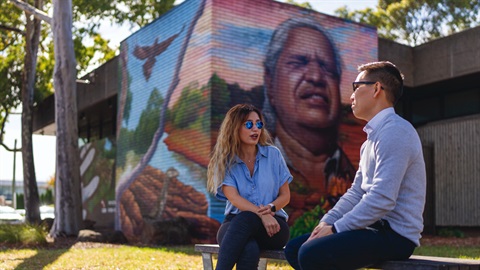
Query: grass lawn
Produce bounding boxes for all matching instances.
[0,242,479,270]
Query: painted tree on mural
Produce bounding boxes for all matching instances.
[115,0,207,231]
[335,0,480,46]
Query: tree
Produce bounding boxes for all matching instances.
[5,0,180,236]
[20,0,43,224]
[285,0,312,10]
[8,0,82,234]
[334,0,480,46]
[50,0,83,236]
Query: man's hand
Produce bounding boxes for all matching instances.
[306,222,333,242]
[261,214,280,237]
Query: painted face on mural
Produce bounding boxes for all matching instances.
[239,111,262,146]
[267,27,341,134]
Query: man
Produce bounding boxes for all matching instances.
[263,17,355,223]
[284,61,427,269]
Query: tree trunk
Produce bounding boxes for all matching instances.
[21,0,42,224]
[50,0,82,237]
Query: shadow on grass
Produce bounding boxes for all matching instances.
[11,237,75,270]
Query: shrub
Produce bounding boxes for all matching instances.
[289,205,325,239]
[0,224,48,246]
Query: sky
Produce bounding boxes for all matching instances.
[0,0,377,183]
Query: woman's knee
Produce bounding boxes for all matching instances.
[236,211,260,221]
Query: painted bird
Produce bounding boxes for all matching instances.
[133,28,183,81]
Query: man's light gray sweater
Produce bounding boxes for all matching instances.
[321,110,426,246]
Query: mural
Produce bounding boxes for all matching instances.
[80,138,116,228]
[117,0,377,242]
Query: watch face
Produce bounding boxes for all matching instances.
[271,205,276,212]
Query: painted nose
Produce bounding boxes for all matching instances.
[305,62,325,85]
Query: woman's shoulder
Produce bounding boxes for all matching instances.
[259,144,282,157]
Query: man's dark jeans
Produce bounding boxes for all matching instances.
[284,220,416,270]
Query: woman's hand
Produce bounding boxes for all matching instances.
[257,204,274,216]
[306,222,333,242]
[261,214,280,237]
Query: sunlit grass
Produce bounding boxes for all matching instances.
[0,244,478,270]
[0,245,293,270]
[0,224,478,270]
[414,245,480,260]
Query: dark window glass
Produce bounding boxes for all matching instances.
[444,89,480,118]
[412,97,441,125]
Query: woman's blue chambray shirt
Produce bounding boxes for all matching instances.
[216,145,293,221]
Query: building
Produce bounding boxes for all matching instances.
[32,0,480,241]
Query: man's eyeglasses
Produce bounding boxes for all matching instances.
[352,81,376,92]
[245,120,264,129]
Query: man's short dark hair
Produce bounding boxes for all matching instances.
[358,61,404,105]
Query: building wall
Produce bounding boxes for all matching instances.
[29,0,480,239]
[115,0,377,242]
[417,115,480,226]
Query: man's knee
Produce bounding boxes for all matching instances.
[298,240,335,270]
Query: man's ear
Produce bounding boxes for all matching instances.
[373,83,382,98]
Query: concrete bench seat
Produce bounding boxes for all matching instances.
[195,244,480,270]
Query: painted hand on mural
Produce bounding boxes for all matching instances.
[80,143,99,219]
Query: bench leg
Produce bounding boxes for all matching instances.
[199,252,269,270]
[258,258,267,270]
[201,252,214,270]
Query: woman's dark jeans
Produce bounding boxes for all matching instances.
[216,211,289,270]
[284,220,416,270]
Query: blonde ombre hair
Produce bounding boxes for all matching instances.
[207,104,272,193]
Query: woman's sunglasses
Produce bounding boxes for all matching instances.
[245,120,264,129]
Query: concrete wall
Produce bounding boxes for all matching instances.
[417,115,480,226]
[379,26,480,87]
[378,38,414,87]
[413,27,480,86]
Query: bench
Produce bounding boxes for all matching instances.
[195,244,286,270]
[195,244,480,270]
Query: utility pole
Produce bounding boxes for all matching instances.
[12,139,17,208]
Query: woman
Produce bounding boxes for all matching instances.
[207,104,292,270]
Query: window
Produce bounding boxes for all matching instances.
[411,97,441,125]
[444,89,480,118]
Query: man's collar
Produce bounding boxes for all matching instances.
[363,107,395,136]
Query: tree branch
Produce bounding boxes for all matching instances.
[8,0,52,25]
[0,24,25,35]
[0,142,21,152]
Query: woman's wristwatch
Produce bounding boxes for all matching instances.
[268,203,276,212]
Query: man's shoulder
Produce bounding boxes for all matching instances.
[382,113,416,132]
[377,114,422,149]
